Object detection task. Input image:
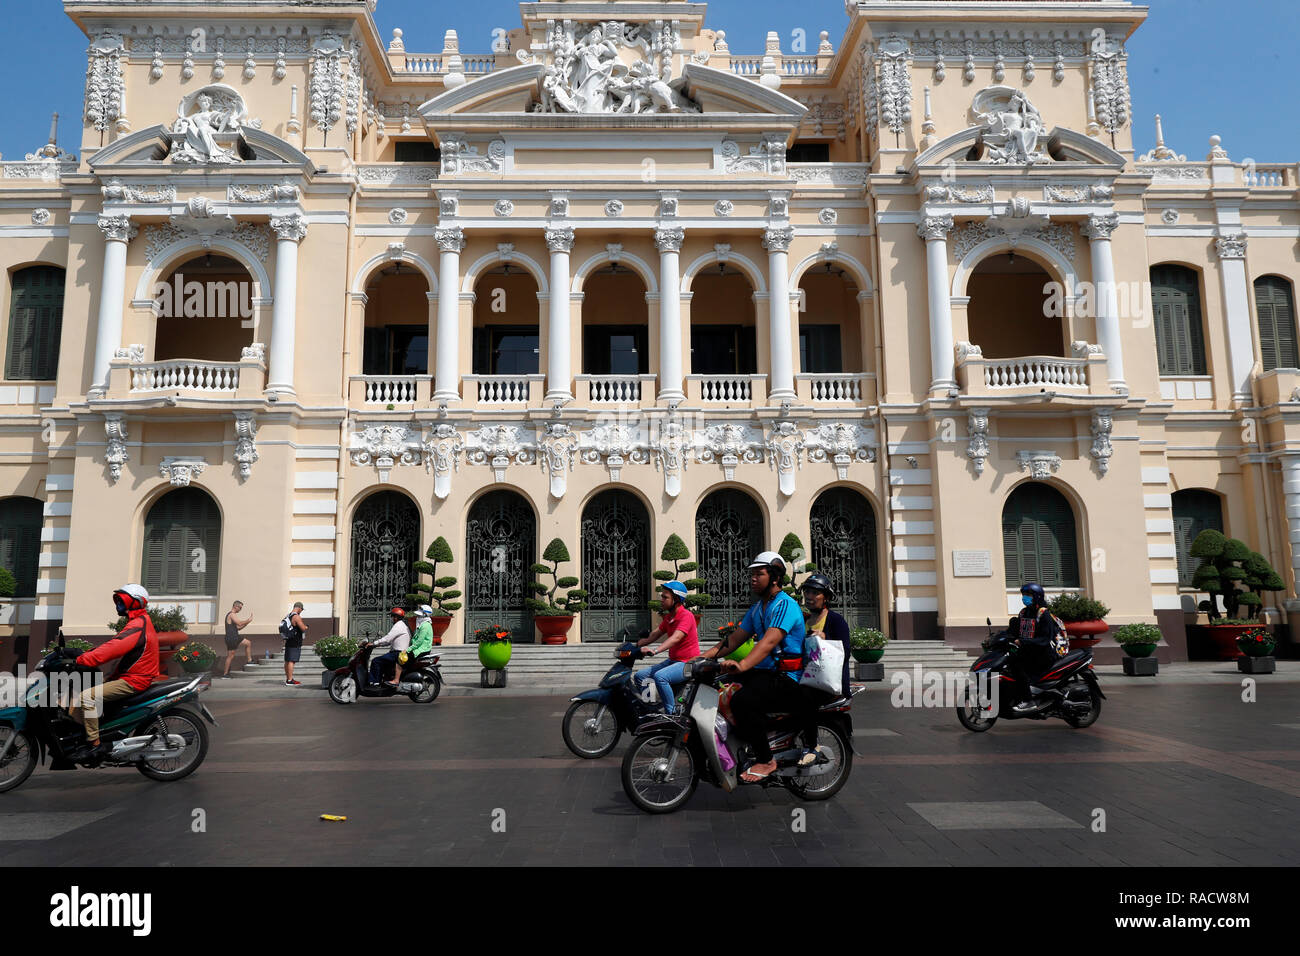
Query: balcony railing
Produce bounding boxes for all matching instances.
[103,353,268,401]
[464,374,545,408]
[685,374,767,408]
[349,375,431,406]
[797,372,873,405]
[955,344,1107,397]
[575,374,656,407]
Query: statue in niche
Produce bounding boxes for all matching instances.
[170,85,248,164]
[537,21,694,115]
[972,86,1048,165]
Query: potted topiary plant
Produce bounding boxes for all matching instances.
[110,604,189,670]
[407,536,462,645]
[1047,592,1111,650]
[314,634,359,670]
[475,624,512,670]
[1189,531,1285,659]
[850,627,887,663]
[172,640,218,674]
[778,533,819,601]
[526,538,589,645]
[649,533,711,622]
[1113,622,1161,658]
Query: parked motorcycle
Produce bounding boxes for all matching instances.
[0,639,218,793]
[956,618,1104,732]
[328,642,442,704]
[620,660,858,813]
[562,627,673,758]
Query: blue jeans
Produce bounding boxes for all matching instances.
[370,650,400,685]
[634,659,686,714]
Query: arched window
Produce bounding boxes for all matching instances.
[1150,265,1207,376]
[1172,489,1224,588]
[1255,276,1299,372]
[5,266,65,380]
[1002,483,1079,588]
[142,488,221,596]
[0,497,43,597]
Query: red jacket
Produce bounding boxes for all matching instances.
[77,609,160,691]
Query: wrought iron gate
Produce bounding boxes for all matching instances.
[581,490,651,641]
[348,491,421,640]
[810,488,880,629]
[465,491,537,643]
[695,489,764,638]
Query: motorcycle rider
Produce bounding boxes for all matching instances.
[796,573,852,766]
[1011,582,1064,714]
[633,581,700,715]
[701,551,806,783]
[67,584,161,761]
[369,608,411,688]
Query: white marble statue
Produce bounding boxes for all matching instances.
[972,86,1048,165]
[170,85,247,164]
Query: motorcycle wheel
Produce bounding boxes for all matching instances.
[1064,681,1102,729]
[562,700,621,759]
[788,723,852,801]
[329,674,358,705]
[956,685,998,732]
[137,709,208,781]
[410,673,441,704]
[621,732,697,814]
[0,729,36,794]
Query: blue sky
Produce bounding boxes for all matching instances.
[1,0,1295,163]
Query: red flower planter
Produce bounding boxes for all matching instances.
[1064,619,1108,650]
[535,616,574,645]
[156,631,188,671]
[1205,624,1256,661]
[429,616,451,645]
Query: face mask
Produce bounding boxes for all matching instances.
[1021,595,1034,607]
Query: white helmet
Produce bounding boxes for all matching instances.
[418,604,434,618]
[747,550,786,573]
[113,583,150,612]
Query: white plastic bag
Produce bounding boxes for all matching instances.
[799,636,844,696]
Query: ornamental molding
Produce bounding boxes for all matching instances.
[696,423,764,481]
[159,457,207,487]
[388,207,408,225]
[950,220,1076,263]
[971,86,1049,165]
[1071,340,1104,358]
[1043,184,1113,204]
[1016,450,1061,480]
[227,181,299,203]
[926,184,995,204]
[1136,164,1210,184]
[1090,408,1113,477]
[954,341,983,360]
[654,226,685,253]
[269,214,308,243]
[533,21,698,115]
[440,137,505,175]
[652,419,690,498]
[494,199,515,218]
[796,96,847,142]
[31,208,51,226]
[104,414,128,483]
[967,407,991,476]
[143,219,270,262]
[356,164,439,185]
[233,412,258,482]
[309,33,361,139]
[865,35,913,140]
[805,422,876,479]
[917,214,955,242]
[423,423,465,500]
[789,164,868,186]
[1090,43,1131,136]
[818,207,838,225]
[721,134,787,175]
[765,420,804,496]
[545,227,576,253]
[714,199,734,218]
[169,85,255,164]
[102,179,177,204]
[85,32,127,135]
[113,344,146,363]
[1214,233,1248,260]
[98,214,139,244]
[539,422,579,498]
[465,424,537,483]
[604,199,624,218]
[580,423,649,484]
[435,227,466,253]
[350,423,422,483]
[762,226,795,253]
[440,196,459,217]
[1080,212,1120,241]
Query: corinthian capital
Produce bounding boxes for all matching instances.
[435,227,466,253]
[917,215,954,242]
[270,214,308,242]
[1214,233,1248,260]
[1081,212,1120,241]
[97,214,137,243]
[545,227,575,254]
[762,225,795,253]
[654,226,685,253]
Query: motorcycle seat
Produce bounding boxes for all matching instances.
[102,678,194,715]
[818,696,852,711]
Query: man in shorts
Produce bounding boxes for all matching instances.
[219,600,254,679]
[280,602,308,686]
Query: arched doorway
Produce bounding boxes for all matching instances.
[465,490,537,643]
[582,263,649,379]
[581,489,651,641]
[797,262,864,377]
[695,489,765,636]
[153,254,256,361]
[810,488,879,628]
[363,262,430,376]
[141,487,221,598]
[689,264,757,377]
[472,264,541,400]
[967,253,1063,358]
[1002,482,1080,589]
[348,490,420,640]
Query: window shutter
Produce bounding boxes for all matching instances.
[142,488,221,596]
[6,267,64,382]
[1151,266,1206,376]
[1256,277,1299,372]
[0,498,42,597]
[1002,483,1079,589]
[1172,490,1224,588]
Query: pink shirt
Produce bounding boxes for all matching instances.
[657,605,700,662]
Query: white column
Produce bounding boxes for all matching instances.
[433,227,465,402]
[268,214,307,396]
[1283,456,1300,593]
[763,225,796,402]
[918,215,957,394]
[545,227,574,403]
[91,214,137,394]
[1081,212,1126,392]
[655,226,685,402]
[1215,232,1255,403]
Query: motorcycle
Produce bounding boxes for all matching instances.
[956,618,1105,732]
[620,659,858,814]
[562,626,676,758]
[0,638,218,793]
[328,642,442,704]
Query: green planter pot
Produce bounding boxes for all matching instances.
[478,639,512,670]
[1236,638,1276,659]
[179,659,214,674]
[320,657,350,670]
[1122,643,1158,659]
[852,647,885,664]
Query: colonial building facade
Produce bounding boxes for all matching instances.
[1,0,1298,661]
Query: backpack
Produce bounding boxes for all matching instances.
[1042,608,1069,657]
[279,613,298,641]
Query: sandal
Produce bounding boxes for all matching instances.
[797,749,819,768]
[740,764,775,783]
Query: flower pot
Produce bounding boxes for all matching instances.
[1236,637,1276,658]
[535,615,574,645]
[852,647,885,664]
[1205,624,1255,660]
[156,630,188,669]
[429,615,452,645]
[478,639,512,670]
[1064,620,1107,650]
[1122,642,1158,659]
[179,658,213,674]
[320,657,350,671]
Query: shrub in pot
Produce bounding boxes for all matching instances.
[525,538,589,644]
[850,627,887,663]
[1236,626,1275,659]
[1047,593,1110,647]
[1190,531,1285,621]
[648,533,711,621]
[314,634,359,670]
[172,641,218,673]
[407,536,462,644]
[778,533,819,602]
[1113,622,1161,658]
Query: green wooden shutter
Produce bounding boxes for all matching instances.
[5,267,65,381]
[1255,277,1299,372]
[1003,483,1080,589]
[1172,490,1224,588]
[1150,266,1206,376]
[0,497,43,597]
[141,488,221,595]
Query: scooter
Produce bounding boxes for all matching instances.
[327,642,442,704]
[620,660,858,814]
[956,618,1104,732]
[0,637,218,793]
[562,626,676,758]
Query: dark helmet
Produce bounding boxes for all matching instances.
[800,573,836,603]
[1020,582,1046,604]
